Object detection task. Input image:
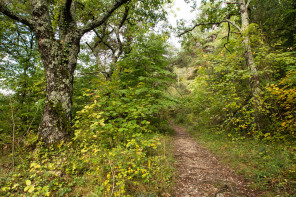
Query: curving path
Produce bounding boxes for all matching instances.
[172,125,258,197]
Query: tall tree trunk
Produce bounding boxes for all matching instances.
[30,0,80,144]
[37,39,80,144]
[238,0,262,128]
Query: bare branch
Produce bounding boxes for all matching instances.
[115,7,129,60]
[79,0,130,35]
[224,42,231,53]
[0,2,34,29]
[93,29,115,54]
[178,22,223,37]
[86,42,95,53]
[224,19,241,31]
[227,22,230,42]
[223,23,231,53]
[226,2,240,5]
[178,20,241,37]
[64,0,73,22]
[119,7,129,29]
[246,0,251,8]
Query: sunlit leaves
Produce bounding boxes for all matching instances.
[175,0,296,141]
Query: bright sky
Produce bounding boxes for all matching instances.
[169,0,200,26]
[167,0,201,48]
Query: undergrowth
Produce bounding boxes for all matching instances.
[0,129,175,197]
[175,117,296,196]
[0,34,177,197]
[0,90,176,196]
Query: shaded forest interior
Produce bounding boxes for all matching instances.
[0,0,295,196]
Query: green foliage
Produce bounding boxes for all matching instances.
[74,34,175,145]
[177,14,296,141]
[0,31,175,196]
[72,60,103,116]
[0,94,11,143]
[118,34,174,90]
[0,81,175,196]
[250,0,296,49]
[185,123,296,196]
[0,16,45,143]
[0,130,174,196]
[171,0,296,194]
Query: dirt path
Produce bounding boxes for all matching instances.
[172,125,257,197]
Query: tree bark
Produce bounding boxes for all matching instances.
[37,39,80,143]
[29,0,80,143]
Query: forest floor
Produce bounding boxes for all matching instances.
[172,124,258,197]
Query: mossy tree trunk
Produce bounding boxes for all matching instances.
[36,36,81,144]
[238,0,262,128]
[0,0,130,144]
[30,0,81,143]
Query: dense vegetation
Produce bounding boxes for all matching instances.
[0,0,295,196]
[173,0,296,195]
[0,0,176,196]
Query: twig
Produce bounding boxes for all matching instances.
[224,19,241,32]
[224,43,231,53]
[86,42,95,53]
[108,160,116,196]
[178,22,223,37]
[224,22,231,53]
[24,104,40,136]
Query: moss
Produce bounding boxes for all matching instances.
[44,99,71,144]
[54,101,71,135]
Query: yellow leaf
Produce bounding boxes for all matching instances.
[30,162,37,168]
[26,180,31,186]
[24,186,29,192]
[12,183,19,189]
[264,133,271,137]
[28,185,35,193]
[1,187,8,192]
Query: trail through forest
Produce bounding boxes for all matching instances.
[172,124,258,197]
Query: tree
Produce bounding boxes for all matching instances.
[250,0,296,49]
[0,0,171,144]
[179,0,262,128]
[234,0,262,127]
[85,1,170,80]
